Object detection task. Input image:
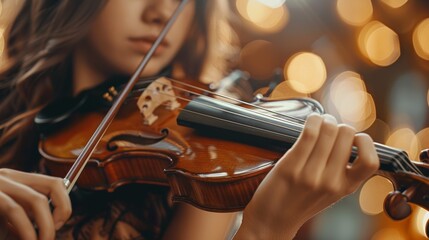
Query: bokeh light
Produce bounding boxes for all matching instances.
[284,52,327,94]
[0,29,4,57]
[413,208,429,238]
[337,0,373,26]
[328,71,376,131]
[255,0,286,8]
[371,228,406,240]
[240,40,281,80]
[268,81,309,99]
[359,176,393,215]
[416,128,429,160]
[358,21,400,66]
[413,18,429,61]
[236,0,289,32]
[380,0,408,8]
[386,128,419,160]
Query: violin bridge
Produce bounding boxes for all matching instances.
[137,77,180,125]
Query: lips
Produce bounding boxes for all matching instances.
[128,36,169,55]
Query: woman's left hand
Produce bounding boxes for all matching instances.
[233,114,379,240]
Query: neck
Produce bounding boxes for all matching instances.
[72,45,107,96]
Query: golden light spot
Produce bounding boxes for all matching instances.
[413,18,429,61]
[239,40,280,80]
[255,0,286,8]
[0,29,4,57]
[371,228,406,240]
[285,52,327,94]
[358,21,400,66]
[416,128,429,161]
[386,128,419,160]
[236,0,288,32]
[337,0,373,26]
[359,176,393,215]
[329,71,375,131]
[380,0,408,8]
[236,0,250,21]
[413,207,429,238]
[330,71,367,103]
[269,81,309,99]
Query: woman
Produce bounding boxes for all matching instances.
[0,0,379,239]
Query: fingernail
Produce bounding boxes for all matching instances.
[55,221,64,230]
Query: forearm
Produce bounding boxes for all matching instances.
[232,218,300,240]
[162,203,238,240]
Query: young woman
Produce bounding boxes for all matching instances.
[0,0,380,239]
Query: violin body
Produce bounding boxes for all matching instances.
[38,78,322,212]
[38,77,429,232]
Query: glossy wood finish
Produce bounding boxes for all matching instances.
[40,79,429,214]
[40,79,319,212]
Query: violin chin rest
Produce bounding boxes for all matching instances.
[35,95,88,134]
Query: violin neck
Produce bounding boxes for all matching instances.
[177,96,418,174]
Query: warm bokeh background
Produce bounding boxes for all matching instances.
[1,0,428,239]
[229,0,429,239]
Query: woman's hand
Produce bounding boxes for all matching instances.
[0,169,72,240]
[234,114,379,240]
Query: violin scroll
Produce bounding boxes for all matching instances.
[381,149,429,238]
[383,190,412,220]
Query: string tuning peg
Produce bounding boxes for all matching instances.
[384,191,412,220]
[419,149,429,163]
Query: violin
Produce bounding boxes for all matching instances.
[3,0,429,238]
[36,75,323,211]
[36,75,429,231]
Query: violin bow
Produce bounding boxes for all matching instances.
[62,0,190,193]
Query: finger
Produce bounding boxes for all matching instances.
[0,169,71,229]
[317,124,356,195]
[0,191,37,240]
[346,133,380,185]
[303,114,339,178]
[324,124,356,177]
[0,176,55,240]
[280,113,324,169]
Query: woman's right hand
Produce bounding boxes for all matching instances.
[0,169,72,240]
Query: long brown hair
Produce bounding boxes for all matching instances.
[0,0,238,170]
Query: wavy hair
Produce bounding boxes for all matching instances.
[0,0,238,170]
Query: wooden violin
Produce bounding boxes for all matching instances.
[36,75,429,235]
[4,0,429,238]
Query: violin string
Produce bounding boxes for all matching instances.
[169,84,305,129]
[153,91,421,176]
[174,105,418,175]
[167,78,308,124]
[165,83,423,176]
[163,92,305,135]
[155,90,419,175]
[138,81,420,175]
[148,81,421,175]
[373,143,423,175]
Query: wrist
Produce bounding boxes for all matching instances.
[232,217,300,240]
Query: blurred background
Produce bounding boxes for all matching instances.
[228,0,429,239]
[1,0,429,239]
